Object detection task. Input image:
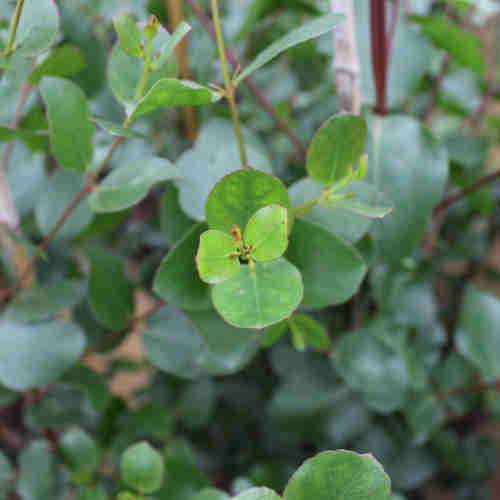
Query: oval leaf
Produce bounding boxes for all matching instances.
[113,13,143,58]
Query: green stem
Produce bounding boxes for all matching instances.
[293,186,334,217]
[3,0,25,56]
[211,0,248,167]
[135,39,153,100]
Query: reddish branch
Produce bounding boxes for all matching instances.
[370,0,389,115]
[185,0,307,159]
[436,378,500,400]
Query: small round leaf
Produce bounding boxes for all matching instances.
[121,442,164,494]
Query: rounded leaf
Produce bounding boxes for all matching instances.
[206,170,291,234]
[60,428,100,475]
[121,442,164,494]
[212,258,303,329]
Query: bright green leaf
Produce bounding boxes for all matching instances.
[89,157,178,213]
[41,77,94,172]
[236,14,344,83]
[0,319,86,391]
[92,118,147,139]
[193,488,230,500]
[113,14,143,58]
[244,205,288,261]
[212,258,303,329]
[234,488,282,500]
[29,45,86,84]
[288,314,331,352]
[206,170,291,233]
[196,230,240,284]
[121,442,164,494]
[156,21,191,68]
[306,114,367,185]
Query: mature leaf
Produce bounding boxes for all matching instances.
[236,14,343,82]
[332,320,410,413]
[154,224,212,311]
[212,258,303,329]
[175,119,272,221]
[404,391,446,445]
[41,77,95,172]
[321,198,392,218]
[113,13,143,58]
[29,45,86,84]
[206,170,291,233]
[160,184,195,246]
[288,314,331,351]
[283,450,391,500]
[234,488,281,500]
[196,230,240,284]
[413,15,486,75]
[128,79,221,123]
[0,126,46,150]
[60,428,100,476]
[0,451,14,495]
[88,248,134,330]
[193,489,230,500]
[455,286,500,381]
[367,115,448,263]
[15,0,59,56]
[5,280,86,322]
[306,114,367,185]
[0,319,86,391]
[89,157,178,213]
[17,440,55,500]
[286,219,366,309]
[92,118,147,139]
[244,205,288,261]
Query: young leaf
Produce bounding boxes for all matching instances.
[235,14,344,83]
[244,205,288,261]
[283,450,391,500]
[156,21,192,68]
[196,230,240,284]
[206,170,291,233]
[128,79,221,123]
[113,14,143,58]
[121,442,164,494]
[212,258,303,329]
[306,114,367,185]
[41,77,95,172]
[288,314,331,352]
[89,157,179,213]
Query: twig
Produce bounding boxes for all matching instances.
[386,0,399,56]
[2,0,25,56]
[185,0,307,159]
[331,0,361,114]
[370,0,389,115]
[211,0,248,167]
[436,378,500,400]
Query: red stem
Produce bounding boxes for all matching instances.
[370,0,388,115]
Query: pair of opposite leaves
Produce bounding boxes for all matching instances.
[196,205,303,330]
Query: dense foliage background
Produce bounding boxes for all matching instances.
[1,0,500,498]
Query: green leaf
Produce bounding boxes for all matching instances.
[60,428,100,477]
[288,314,331,352]
[306,114,367,185]
[17,440,55,500]
[121,442,164,494]
[15,0,59,56]
[193,488,230,500]
[0,126,45,147]
[0,319,85,391]
[196,230,240,284]
[331,320,409,413]
[88,248,134,331]
[234,488,282,500]
[206,170,291,234]
[404,391,446,445]
[5,279,86,322]
[113,14,143,58]
[92,118,147,139]
[286,219,366,309]
[40,77,95,172]
[89,157,178,213]
[212,258,303,329]
[160,184,195,247]
[455,285,500,381]
[244,205,289,261]
[413,15,486,75]
[261,320,288,347]
[35,170,94,240]
[283,450,391,500]
[29,45,86,84]
[367,115,448,263]
[156,21,191,68]
[128,79,221,123]
[235,14,343,83]
[0,451,14,495]
[79,486,108,500]
[154,224,212,311]
[321,198,392,218]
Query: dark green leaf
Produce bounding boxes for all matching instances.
[17,440,55,500]
[29,45,86,84]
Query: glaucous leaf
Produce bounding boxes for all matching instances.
[283,450,391,500]
[60,428,100,476]
[286,219,366,309]
[88,248,134,331]
[156,21,191,68]
[154,224,212,311]
[0,451,14,495]
[244,205,288,261]
[234,488,281,500]
[367,115,448,263]
[306,114,367,185]
[41,77,94,172]
[236,14,343,82]
[17,440,55,500]
[128,79,221,123]
[196,230,240,284]
[321,198,392,218]
[89,157,178,213]
[193,489,230,500]
[29,45,86,84]
[455,286,500,381]
[212,258,303,329]
[160,184,195,246]
[206,170,291,233]
[113,13,143,58]
[93,118,147,139]
[0,319,86,391]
